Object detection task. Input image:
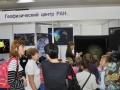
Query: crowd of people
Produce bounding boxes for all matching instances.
[0,39,120,90]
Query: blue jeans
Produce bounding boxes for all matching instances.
[0,89,7,90]
[39,84,45,90]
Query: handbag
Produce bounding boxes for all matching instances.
[68,76,81,90]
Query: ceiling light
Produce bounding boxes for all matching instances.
[17,0,34,3]
[69,24,73,27]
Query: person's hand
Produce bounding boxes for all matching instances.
[76,52,79,57]
[21,77,27,87]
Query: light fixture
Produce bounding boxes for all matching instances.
[69,24,73,27]
[17,0,34,3]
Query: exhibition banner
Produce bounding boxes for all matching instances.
[0,6,120,23]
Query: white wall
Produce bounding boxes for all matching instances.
[81,25,102,35]
[0,23,36,59]
[0,19,120,60]
[13,23,36,49]
[102,19,120,35]
[0,24,13,59]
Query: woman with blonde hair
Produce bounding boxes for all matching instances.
[98,55,110,90]
[8,39,26,90]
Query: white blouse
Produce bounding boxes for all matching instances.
[76,71,98,90]
[25,59,41,90]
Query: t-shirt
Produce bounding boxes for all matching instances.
[25,59,40,90]
[41,60,72,90]
[76,71,98,90]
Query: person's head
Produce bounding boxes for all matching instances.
[83,53,93,62]
[92,54,98,61]
[67,41,75,50]
[100,55,110,67]
[79,59,90,70]
[92,54,99,66]
[44,43,58,59]
[26,48,40,61]
[10,39,25,58]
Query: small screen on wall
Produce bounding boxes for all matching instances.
[48,27,73,45]
[74,36,108,59]
[14,33,35,46]
[0,39,10,53]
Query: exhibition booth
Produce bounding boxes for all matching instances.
[0,6,120,59]
[0,6,120,89]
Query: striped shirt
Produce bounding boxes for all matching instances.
[8,59,25,90]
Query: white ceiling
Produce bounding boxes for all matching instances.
[0,0,120,10]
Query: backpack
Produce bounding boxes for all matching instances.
[0,57,18,88]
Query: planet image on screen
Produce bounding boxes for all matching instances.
[54,30,61,42]
[0,41,5,48]
[54,30,68,43]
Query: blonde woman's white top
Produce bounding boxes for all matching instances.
[25,59,41,90]
[76,71,98,90]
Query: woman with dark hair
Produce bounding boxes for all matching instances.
[66,41,75,64]
[83,53,93,62]
[76,59,98,90]
[41,43,74,90]
[8,39,26,90]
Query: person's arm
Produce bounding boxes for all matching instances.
[67,64,75,80]
[8,59,24,88]
[28,75,37,90]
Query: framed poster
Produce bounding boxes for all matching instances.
[14,33,35,46]
[48,27,73,45]
[0,39,10,53]
[37,33,49,56]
